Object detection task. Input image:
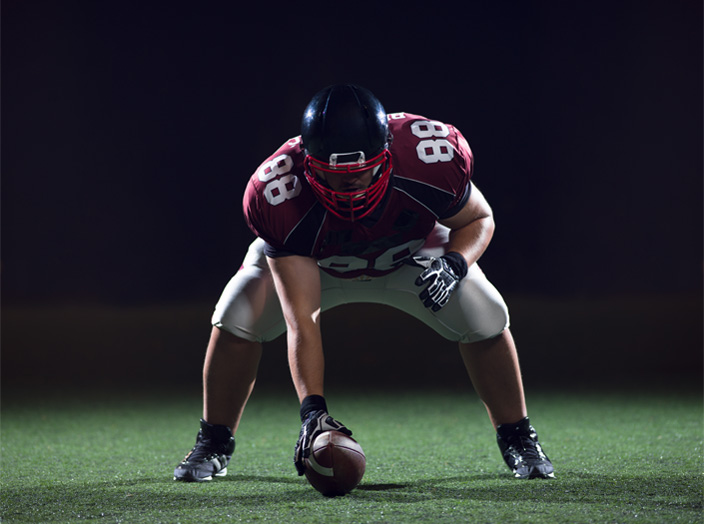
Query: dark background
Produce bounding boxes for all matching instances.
[2,1,702,393]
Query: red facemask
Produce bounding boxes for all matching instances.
[304,149,392,221]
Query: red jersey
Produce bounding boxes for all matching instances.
[243,112,474,278]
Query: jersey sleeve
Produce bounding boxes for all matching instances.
[439,126,473,219]
[242,179,273,245]
[387,113,474,220]
[242,137,319,255]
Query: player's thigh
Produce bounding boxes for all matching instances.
[211,238,287,343]
[381,262,509,343]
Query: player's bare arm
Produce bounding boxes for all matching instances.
[267,254,325,402]
[267,254,354,478]
[412,182,497,312]
[440,182,495,268]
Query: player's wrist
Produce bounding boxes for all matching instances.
[300,394,328,421]
[442,251,468,280]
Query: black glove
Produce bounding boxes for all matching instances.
[294,396,352,475]
[413,252,468,312]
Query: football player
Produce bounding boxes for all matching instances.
[174,84,554,482]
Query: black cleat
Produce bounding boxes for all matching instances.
[497,417,555,479]
[174,419,235,482]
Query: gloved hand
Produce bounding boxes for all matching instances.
[413,252,468,312]
[294,409,352,475]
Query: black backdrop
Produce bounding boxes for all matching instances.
[2,1,702,391]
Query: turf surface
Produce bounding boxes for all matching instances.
[1,387,702,523]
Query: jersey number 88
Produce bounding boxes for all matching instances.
[258,118,454,206]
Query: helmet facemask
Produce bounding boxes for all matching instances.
[304,149,392,221]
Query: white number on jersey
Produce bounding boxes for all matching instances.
[317,239,425,273]
[257,153,302,206]
[263,173,301,206]
[410,119,454,165]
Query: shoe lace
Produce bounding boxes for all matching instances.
[183,433,225,463]
[507,434,545,461]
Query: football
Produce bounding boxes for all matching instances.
[304,430,366,497]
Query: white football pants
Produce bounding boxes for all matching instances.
[212,226,509,344]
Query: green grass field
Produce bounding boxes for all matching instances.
[1,386,701,523]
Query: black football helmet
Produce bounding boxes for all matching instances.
[301,84,393,221]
